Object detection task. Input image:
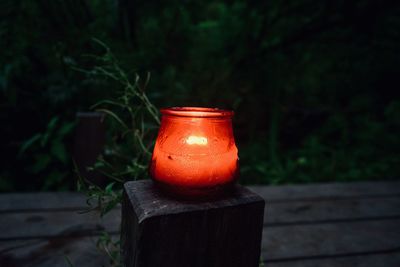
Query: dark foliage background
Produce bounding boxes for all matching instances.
[1,0,399,191]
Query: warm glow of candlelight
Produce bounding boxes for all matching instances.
[150,107,239,196]
[186,136,208,145]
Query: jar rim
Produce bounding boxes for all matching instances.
[160,107,234,118]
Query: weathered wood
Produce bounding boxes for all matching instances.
[0,237,112,267]
[249,181,400,202]
[2,196,399,240]
[1,181,400,267]
[73,112,106,186]
[2,194,398,241]
[265,252,400,267]
[265,196,400,225]
[1,181,397,211]
[121,180,265,267]
[261,219,400,261]
[0,209,119,240]
[0,192,86,212]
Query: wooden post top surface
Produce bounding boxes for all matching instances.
[124,180,265,223]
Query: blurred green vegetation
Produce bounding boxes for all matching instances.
[0,0,399,191]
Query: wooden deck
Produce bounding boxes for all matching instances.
[1,181,399,267]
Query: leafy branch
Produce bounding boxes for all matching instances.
[71,39,161,266]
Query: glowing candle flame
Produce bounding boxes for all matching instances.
[150,107,238,196]
[186,136,208,145]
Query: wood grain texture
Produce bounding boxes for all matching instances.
[249,181,400,202]
[0,237,112,267]
[264,252,400,267]
[261,219,400,261]
[1,181,400,267]
[0,209,119,240]
[265,196,400,225]
[2,181,397,212]
[121,180,265,267]
[0,192,87,212]
[2,194,398,240]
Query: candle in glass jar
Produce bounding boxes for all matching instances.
[150,107,239,196]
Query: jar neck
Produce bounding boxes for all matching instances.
[160,107,234,119]
[162,115,233,122]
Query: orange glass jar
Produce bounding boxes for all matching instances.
[150,107,239,197]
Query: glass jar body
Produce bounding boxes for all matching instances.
[150,107,239,197]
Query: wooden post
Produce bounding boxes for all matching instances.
[121,180,265,267]
[73,112,106,187]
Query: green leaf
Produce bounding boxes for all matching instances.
[105,182,115,194]
[94,161,105,169]
[40,133,50,147]
[51,141,68,164]
[101,194,121,217]
[198,20,218,30]
[42,170,67,190]
[19,133,41,156]
[41,117,59,147]
[57,121,76,137]
[90,100,126,109]
[30,154,51,173]
[96,109,128,129]
[46,116,59,132]
[64,255,74,267]
[101,201,114,217]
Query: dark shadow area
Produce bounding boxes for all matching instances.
[1,0,399,191]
